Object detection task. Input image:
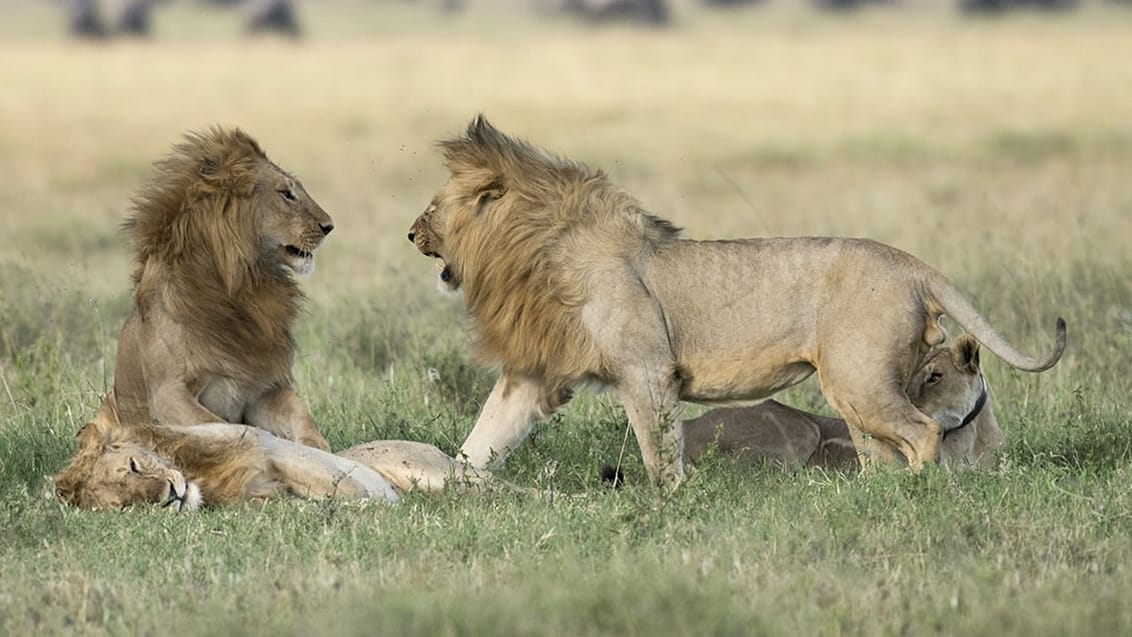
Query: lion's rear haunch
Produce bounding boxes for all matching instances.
[410,115,1067,483]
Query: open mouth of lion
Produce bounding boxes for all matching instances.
[435,257,460,291]
[283,244,316,275]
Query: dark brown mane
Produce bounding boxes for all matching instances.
[122,127,302,384]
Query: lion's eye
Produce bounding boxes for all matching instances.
[925,372,943,386]
[279,189,297,202]
[129,458,141,474]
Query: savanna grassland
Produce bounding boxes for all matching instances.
[2,1,1132,634]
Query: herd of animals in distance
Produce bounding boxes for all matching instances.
[63,0,1097,42]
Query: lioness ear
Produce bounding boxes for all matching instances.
[953,333,981,373]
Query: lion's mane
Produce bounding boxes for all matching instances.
[439,117,681,392]
[55,415,279,508]
[124,127,302,385]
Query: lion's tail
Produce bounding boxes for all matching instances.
[925,273,1066,372]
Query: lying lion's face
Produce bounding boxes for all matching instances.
[257,162,334,276]
[58,442,202,512]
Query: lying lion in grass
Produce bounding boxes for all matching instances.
[682,334,1003,471]
[53,405,496,511]
[104,127,334,451]
[408,115,1065,487]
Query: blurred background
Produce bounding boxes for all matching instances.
[1,0,1129,419]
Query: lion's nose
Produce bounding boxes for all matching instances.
[407,231,415,242]
[320,223,334,236]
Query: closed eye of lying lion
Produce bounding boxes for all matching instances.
[104,127,334,450]
[408,115,1065,488]
[682,333,1003,471]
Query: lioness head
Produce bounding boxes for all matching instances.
[907,333,1002,465]
[55,421,202,512]
[128,127,334,291]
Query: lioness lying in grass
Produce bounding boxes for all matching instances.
[683,334,1002,471]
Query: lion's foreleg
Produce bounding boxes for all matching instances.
[842,421,906,469]
[245,385,330,452]
[617,370,685,490]
[832,396,942,472]
[460,374,551,470]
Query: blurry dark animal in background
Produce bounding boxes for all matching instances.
[701,0,763,7]
[813,0,893,11]
[245,0,302,37]
[68,0,109,39]
[63,0,305,40]
[115,0,156,36]
[960,0,1077,12]
[562,0,670,25]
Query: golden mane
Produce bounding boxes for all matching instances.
[55,414,279,508]
[123,127,302,385]
[437,116,681,392]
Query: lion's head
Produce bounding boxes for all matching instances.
[127,127,334,297]
[408,116,679,386]
[55,420,202,512]
[54,409,282,511]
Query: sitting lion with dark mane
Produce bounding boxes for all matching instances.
[103,127,334,449]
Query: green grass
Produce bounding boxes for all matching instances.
[3,3,1132,635]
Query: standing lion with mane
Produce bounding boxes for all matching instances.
[408,116,1066,488]
[102,127,334,450]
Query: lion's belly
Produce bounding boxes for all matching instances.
[678,358,816,406]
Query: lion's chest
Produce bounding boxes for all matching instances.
[197,377,258,423]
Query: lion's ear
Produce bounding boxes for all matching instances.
[75,420,109,450]
[467,114,498,139]
[442,115,512,175]
[475,180,506,213]
[952,333,981,374]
